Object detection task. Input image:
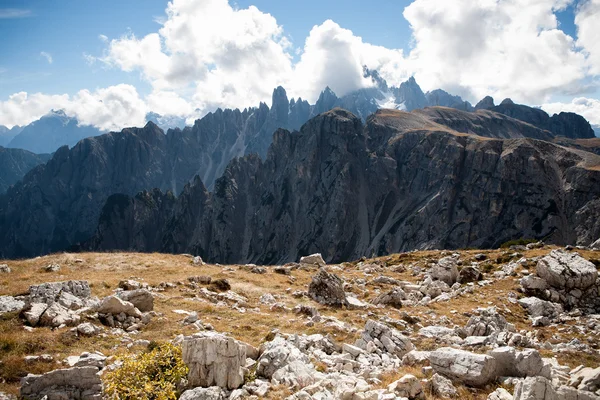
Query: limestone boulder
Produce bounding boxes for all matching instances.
[117,289,154,312]
[19,366,102,400]
[431,257,459,286]
[0,296,25,315]
[308,269,348,307]
[300,253,326,268]
[182,332,246,390]
[429,347,497,387]
[536,250,597,290]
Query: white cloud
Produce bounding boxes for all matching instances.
[40,51,53,64]
[402,0,587,103]
[542,97,600,128]
[98,34,108,42]
[0,84,147,131]
[575,0,600,76]
[0,8,31,19]
[146,90,194,117]
[102,0,292,111]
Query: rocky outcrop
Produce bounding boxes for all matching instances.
[520,250,600,315]
[86,108,600,264]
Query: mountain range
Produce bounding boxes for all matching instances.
[0,72,598,260]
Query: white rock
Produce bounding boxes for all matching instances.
[300,253,326,267]
[97,296,142,318]
[388,374,424,399]
[182,332,246,390]
[0,296,25,315]
[568,366,600,393]
[536,250,597,290]
[487,388,513,400]
[513,376,558,400]
[432,373,458,398]
[117,289,154,312]
[179,386,226,400]
[19,366,102,400]
[429,347,497,387]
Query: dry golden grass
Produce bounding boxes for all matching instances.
[0,246,598,396]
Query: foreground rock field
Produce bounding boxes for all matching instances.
[0,244,599,399]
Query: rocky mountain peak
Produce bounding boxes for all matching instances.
[392,76,427,111]
[363,66,389,92]
[270,86,289,125]
[475,96,495,110]
[500,98,515,105]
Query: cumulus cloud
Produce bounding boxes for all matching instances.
[403,0,587,102]
[102,0,292,111]
[575,0,600,76]
[542,97,600,128]
[40,51,53,64]
[0,84,147,131]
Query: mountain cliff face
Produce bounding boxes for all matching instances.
[0,146,51,194]
[1,79,597,259]
[87,109,600,264]
[7,110,102,154]
[0,87,309,258]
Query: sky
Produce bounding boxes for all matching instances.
[0,0,599,131]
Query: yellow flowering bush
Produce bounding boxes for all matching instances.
[103,342,188,400]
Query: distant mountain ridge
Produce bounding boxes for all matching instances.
[6,110,102,154]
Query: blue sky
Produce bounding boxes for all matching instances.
[0,0,598,130]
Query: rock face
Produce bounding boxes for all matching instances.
[0,146,50,194]
[308,269,348,307]
[19,366,102,400]
[182,333,246,390]
[84,108,600,264]
[429,347,498,387]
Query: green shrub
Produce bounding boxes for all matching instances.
[103,342,188,400]
[499,238,537,248]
